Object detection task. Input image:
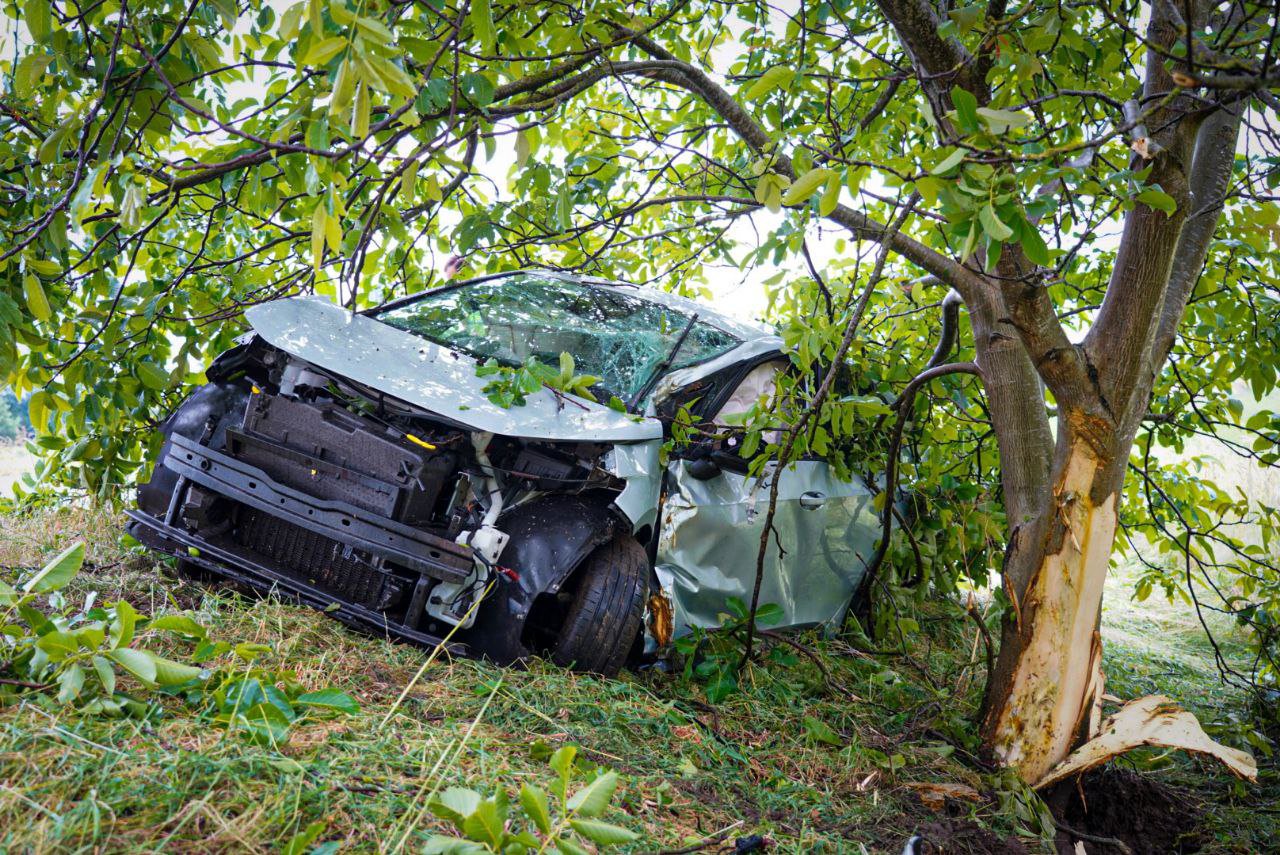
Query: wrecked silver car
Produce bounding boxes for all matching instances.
[128,271,880,674]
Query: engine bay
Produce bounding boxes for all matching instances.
[133,338,627,646]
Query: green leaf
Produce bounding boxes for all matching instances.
[515,129,537,167]
[419,837,462,855]
[947,5,984,33]
[303,36,347,66]
[423,836,488,855]
[25,0,53,41]
[550,744,577,801]
[976,106,1030,134]
[1136,188,1177,216]
[136,361,170,391]
[753,602,784,626]
[568,818,639,845]
[57,663,85,703]
[354,15,394,43]
[37,630,79,661]
[108,648,158,686]
[14,53,53,97]
[781,168,835,207]
[328,0,353,26]
[91,655,116,696]
[351,80,370,137]
[818,172,841,216]
[519,784,552,834]
[743,66,794,100]
[146,652,203,686]
[754,173,789,213]
[209,0,237,29]
[295,688,360,714]
[429,787,483,828]
[556,182,572,230]
[23,542,84,593]
[233,642,271,661]
[279,3,304,39]
[802,714,844,746]
[26,258,62,276]
[1019,224,1051,266]
[22,274,52,322]
[236,702,291,745]
[461,799,505,848]
[979,204,1013,242]
[566,770,618,818]
[110,600,138,648]
[311,203,327,271]
[470,0,496,54]
[951,87,980,133]
[365,55,417,99]
[329,59,355,118]
[930,148,966,175]
[36,124,67,165]
[148,614,207,639]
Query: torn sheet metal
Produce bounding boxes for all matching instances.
[655,459,879,634]
[604,439,662,532]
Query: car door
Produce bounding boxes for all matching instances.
[654,455,879,635]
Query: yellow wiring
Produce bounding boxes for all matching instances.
[403,433,436,451]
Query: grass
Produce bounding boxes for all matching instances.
[0,506,1276,854]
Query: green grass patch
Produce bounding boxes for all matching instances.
[0,509,1274,853]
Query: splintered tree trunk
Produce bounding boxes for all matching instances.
[979,429,1124,784]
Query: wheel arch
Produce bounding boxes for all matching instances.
[463,491,649,663]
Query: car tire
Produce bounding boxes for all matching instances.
[551,535,648,676]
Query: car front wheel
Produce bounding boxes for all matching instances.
[550,535,648,676]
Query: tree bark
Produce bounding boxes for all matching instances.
[975,0,1247,780]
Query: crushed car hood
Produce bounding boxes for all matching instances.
[245,298,662,442]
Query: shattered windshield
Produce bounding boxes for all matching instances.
[374,273,742,400]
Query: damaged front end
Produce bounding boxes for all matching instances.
[128,335,655,668]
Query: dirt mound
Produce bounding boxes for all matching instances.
[1051,767,1205,854]
[914,817,1032,854]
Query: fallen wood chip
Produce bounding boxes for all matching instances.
[1035,694,1257,789]
[905,781,982,811]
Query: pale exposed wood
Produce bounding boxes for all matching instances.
[1036,695,1258,789]
[985,441,1119,783]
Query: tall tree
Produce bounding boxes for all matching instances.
[2,0,1277,781]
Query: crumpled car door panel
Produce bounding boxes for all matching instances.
[655,459,878,634]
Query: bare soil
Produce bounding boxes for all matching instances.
[915,817,1033,854]
[1050,767,1205,854]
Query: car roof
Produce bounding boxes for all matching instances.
[369,268,779,345]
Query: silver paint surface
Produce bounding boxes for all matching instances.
[655,459,878,633]
[246,297,663,442]
[603,440,662,532]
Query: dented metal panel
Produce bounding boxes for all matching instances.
[246,297,662,443]
[604,439,663,532]
[655,459,879,634]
